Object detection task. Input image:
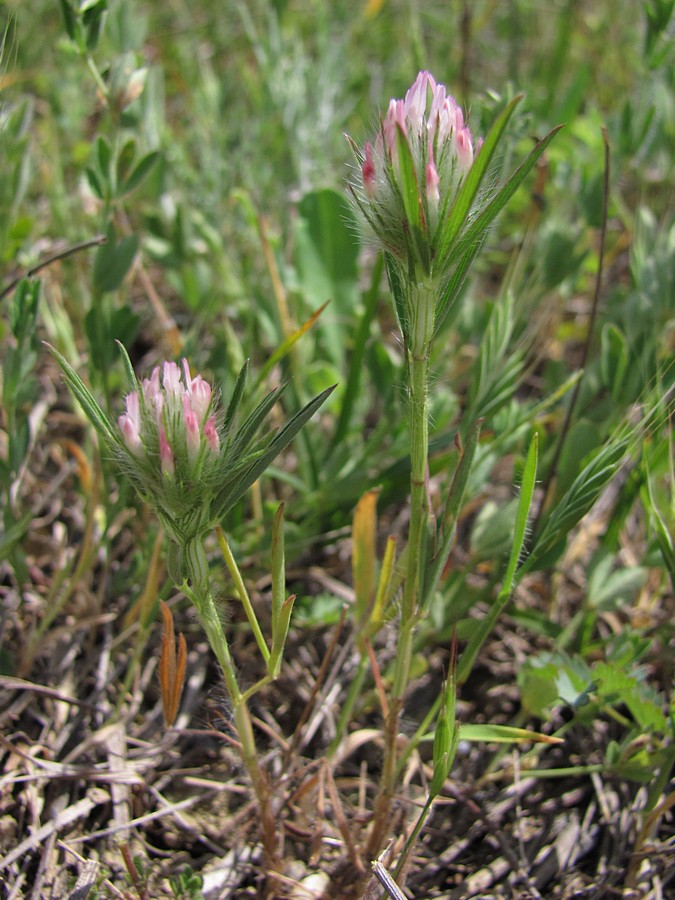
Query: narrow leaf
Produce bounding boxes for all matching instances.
[352,489,378,625]
[122,150,160,195]
[458,432,538,683]
[459,723,563,744]
[254,301,330,390]
[46,343,118,445]
[223,360,249,435]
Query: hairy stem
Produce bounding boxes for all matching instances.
[183,548,279,869]
[368,315,431,856]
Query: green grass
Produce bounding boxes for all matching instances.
[0,1,673,896]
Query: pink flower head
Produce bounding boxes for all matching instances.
[118,391,142,455]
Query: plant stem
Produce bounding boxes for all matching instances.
[183,553,278,867]
[368,304,431,855]
[216,525,270,665]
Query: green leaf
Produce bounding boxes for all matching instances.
[458,723,562,744]
[522,436,629,574]
[115,339,138,389]
[95,135,112,183]
[383,252,409,347]
[458,432,538,683]
[214,385,336,517]
[122,150,160,195]
[45,343,118,445]
[394,124,429,272]
[93,228,139,294]
[222,361,249,435]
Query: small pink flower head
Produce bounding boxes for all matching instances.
[350,71,478,276]
[159,427,175,478]
[118,391,142,455]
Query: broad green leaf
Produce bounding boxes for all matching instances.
[93,229,139,294]
[122,150,160,196]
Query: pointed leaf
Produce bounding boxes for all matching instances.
[45,343,118,445]
[115,339,139,389]
[395,124,429,272]
[223,360,249,435]
[214,385,336,516]
[459,723,563,744]
[458,432,538,683]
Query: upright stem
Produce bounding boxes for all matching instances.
[183,549,279,868]
[368,279,433,855]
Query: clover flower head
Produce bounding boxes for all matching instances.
[114,357,225,545]
[349,70,479,278]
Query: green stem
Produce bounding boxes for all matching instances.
[216,526,270,665]
[369,297,432,854]
[392,795,433,883]
[182,569,277,865]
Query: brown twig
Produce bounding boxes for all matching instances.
[0,234,107,300]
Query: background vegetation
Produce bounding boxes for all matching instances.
[0,1,673,897]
